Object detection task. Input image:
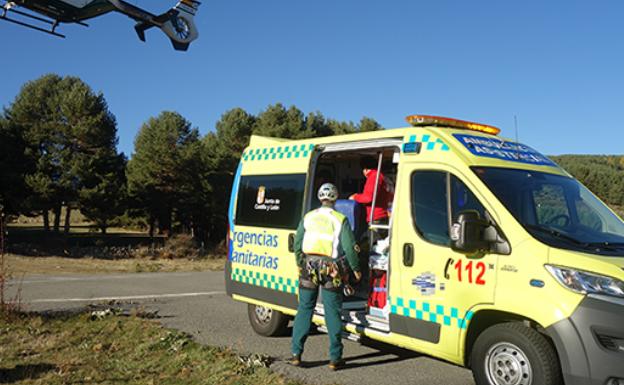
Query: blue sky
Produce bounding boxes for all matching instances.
[1,0,623,156]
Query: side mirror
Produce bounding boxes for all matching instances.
[451,210,489,255]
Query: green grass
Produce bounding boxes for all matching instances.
[0,311,300,385]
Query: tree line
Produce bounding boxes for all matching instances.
[0,74,382,244]
[1,75,622,248]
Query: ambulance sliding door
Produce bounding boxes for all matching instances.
[227,141,315,313]
[389,162,497,358]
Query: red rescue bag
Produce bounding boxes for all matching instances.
[368,269,387,309]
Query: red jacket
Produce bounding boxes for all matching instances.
[352,170,392,222]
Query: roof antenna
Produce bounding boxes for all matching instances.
[514,115,520,160]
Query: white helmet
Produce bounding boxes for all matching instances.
[318,183,339,202]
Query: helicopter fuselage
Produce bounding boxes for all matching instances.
[11,0,115,22]
[2,0,201,51]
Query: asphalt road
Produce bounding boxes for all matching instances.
[10,271,475,385]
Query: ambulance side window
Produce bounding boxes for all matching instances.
[450,175,487,222]
[411,171,450,246]
[411,172,487,247]
[235,174,306,229]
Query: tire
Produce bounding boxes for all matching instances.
[247,304,290,337]
[470,322,562,385]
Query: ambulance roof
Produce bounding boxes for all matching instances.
[245,116,568,177]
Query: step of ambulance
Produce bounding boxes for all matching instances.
[317,325,362,342]
[315,307,390,333]
[315,301,366,313]
[364,314,389,330]
[360,313,390,332]
[343,294,368,304]
[315,291,367,310]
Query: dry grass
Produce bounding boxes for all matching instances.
[12,208,89,226]
[1,245,23,320]
[0,311,299,385]
[5,254,226,276]
[7,224,146,234]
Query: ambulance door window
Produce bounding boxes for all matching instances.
[411,171,449,246]
[450,176,486,222]
[235,174,307,229]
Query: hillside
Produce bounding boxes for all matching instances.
[550,155,624,217]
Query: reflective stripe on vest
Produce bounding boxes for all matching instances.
[302,207,345,259]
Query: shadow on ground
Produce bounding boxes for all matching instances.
[271,326,422,370]
[300,337,421,370]
[0,363,57,383]
[6,226,165,259]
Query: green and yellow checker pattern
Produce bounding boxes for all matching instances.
[242,144,315,162]
[390,296,474,329]
[404,134,450,152]
[231,266,299,294]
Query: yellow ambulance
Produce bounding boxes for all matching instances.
[225,115,624,385]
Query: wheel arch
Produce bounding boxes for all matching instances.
[247,303,291,337]
[462,309,556,367]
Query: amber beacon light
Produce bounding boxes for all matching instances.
[405,115,501,136]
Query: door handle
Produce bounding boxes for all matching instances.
[403,243,414,267]
[288,233,295,253]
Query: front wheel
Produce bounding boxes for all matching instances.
[470,322,562,385]
[247,304,290,337]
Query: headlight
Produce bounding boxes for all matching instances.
[545,265,624,298]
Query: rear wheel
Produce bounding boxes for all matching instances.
[247,304,290,336]
[470,322,562,385]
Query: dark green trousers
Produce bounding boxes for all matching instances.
[291,287,343,362]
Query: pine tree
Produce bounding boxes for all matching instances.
[0,115,29,218]
[6,74,123,232]
[8,74,64,230]
[79,153,127,233]
[195,108,255,243]
[327,119,357,135]
[213,108,255,173]
[357,117,382,132]
[253,104,311,139]
[305,111,333,137]
[127,111,201,236]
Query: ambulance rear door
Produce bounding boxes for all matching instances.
[227,138,316,313]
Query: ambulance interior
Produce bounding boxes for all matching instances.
[310,146,399,324]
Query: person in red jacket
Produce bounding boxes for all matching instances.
[349,157,392,230]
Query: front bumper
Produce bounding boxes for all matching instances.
[546,295,624,385]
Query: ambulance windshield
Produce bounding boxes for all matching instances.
[473,167,624,257]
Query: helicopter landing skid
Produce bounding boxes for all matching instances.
[1,1,68,38]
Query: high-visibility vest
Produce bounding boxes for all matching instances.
[302,207,346,259]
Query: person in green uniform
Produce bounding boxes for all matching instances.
[290,183,362,370]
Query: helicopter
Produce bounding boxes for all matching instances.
[0,0,201,51]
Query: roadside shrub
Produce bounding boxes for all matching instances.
[0,248,22,320]
[131,246,155,259]
[129,234,203,260]
[0,252,6,316]
[159,234,200,259]
[7,231,221,261]
[211,240,227,258]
